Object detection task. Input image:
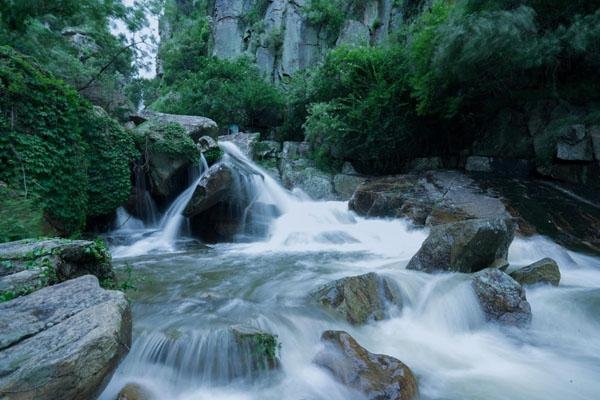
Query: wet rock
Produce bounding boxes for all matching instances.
[315,330,418,400]
[230,326,280,371]
[117,383,156,400]
[407,218,515,273]
[197,135,218,152]
[279,144,336,200]
[0,238,114,299]
[471,268,532,326]
[465,156,492,173]
[349,171,510,225]
[135,110,218,140]
[183,164,234,218]
[219,132,260,159]
[0,275,131,399]
[510,258,561,286]
[312,273,402,325]
[556,124,593,161]
[334,174,366,201]
[253,140,281,160]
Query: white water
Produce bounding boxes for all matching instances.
[102,142,600,400]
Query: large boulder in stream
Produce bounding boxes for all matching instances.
[312,273,402,325]
[315,330,418,400]
[472,269,532,327]
[230,326,280,373]
[407,218,515,273]
[183,164,234,217]
[510,258,561,286]
[349,171,510,226]
[0,275,132,399]
[134,110,218,140]
[132,120,199,203]
[0,238,114,300]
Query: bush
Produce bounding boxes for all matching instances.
[0,184,46,243]
[152,57,285,132]
[83,107,139,217]
[133,121,198,164]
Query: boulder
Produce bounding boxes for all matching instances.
[465,156,492,173]
[280,153,336,200]
[315,330,418,400]
[471,269,532,327]
[135,110,218,140]
[509,258,561,286]
[0,275,131,399]
[183,164,234,218]
[334,174,366,201]
[219,132,260,159]
[230,326,280,372]
[407,157,443,172]
[253,140,282,160]
[312,273,402,325]
[281,141,311,159]
[0,238,114,299]
[349,171,510,226]
[117,383,156,400]
[407,218,515,273]
[556,124,593,161]
[590,125,600,161]
[197,135,218,152]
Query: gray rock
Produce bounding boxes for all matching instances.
[342,162,358,175]
[0,275,131,399]
[556,124,593,161]
[230,326,280,372]
[509,258,561,286]
[117,383,156,400]
[253,140,282,160]
[280,160,336,200]
[219,132,261,159]
[349,171,510,226]
[407,218,515,273]
[465,156,492,173]
[590,126,600,161]
[197,135,218,152]
[408,157,443,172]
[136,110,218,140]
[472,269,532,327]
[184,164,234,218]
[0,238,114,293]
[281,141,311,160]
[312,273,402,325]
[336,20,370,47]
[334,174,365,201]
[315,330,418,400]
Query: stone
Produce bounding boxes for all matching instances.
[336,20,370,47]
[278,144,336,200]
[229,326,280,376]
[315,330,418,400]
[0,275,131,399]
[197,135,218,152]
[183,164,234,218]
[408,157,443,172]
[556,124,593,161]
[465,156,492,173]
[117,383,156,400]
[509,258,561,286]
[312,273,402,325]
[590,126,600,161]
[0,238,114,296]
[135,110,218,140]
[281,141,311,159]
[342,162,358,175]
[253,140,282,160]
[219,132,261,159]
[349,171,510,226]
[407,218,515,273]
[471,269,532,327]
[333,174,365,201]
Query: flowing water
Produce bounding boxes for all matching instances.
[100,143,600,400]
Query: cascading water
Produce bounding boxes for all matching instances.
[103,142,600,400]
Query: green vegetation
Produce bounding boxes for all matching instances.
[0,185,46,243]
[134,121,198,164]
[203,147,224,166]
[0,46,138,238]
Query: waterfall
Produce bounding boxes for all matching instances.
[112,155,208,257]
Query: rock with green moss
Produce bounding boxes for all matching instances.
[230,326,280,373]
[510,258,561,286]
[315,330,419,400]
[312,272,403,325]
[117,382,157,400]
[0,238,114,301]
[136,110,218,140]
[133,120,199,202]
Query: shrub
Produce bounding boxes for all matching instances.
[0,184,46,243]
[133,121,198,164]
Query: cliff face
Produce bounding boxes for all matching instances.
[161,0,418,82]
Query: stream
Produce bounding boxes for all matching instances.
[100,144,600,400]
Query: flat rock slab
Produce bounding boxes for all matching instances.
[0,275,131,400]
[136,110,218,140]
